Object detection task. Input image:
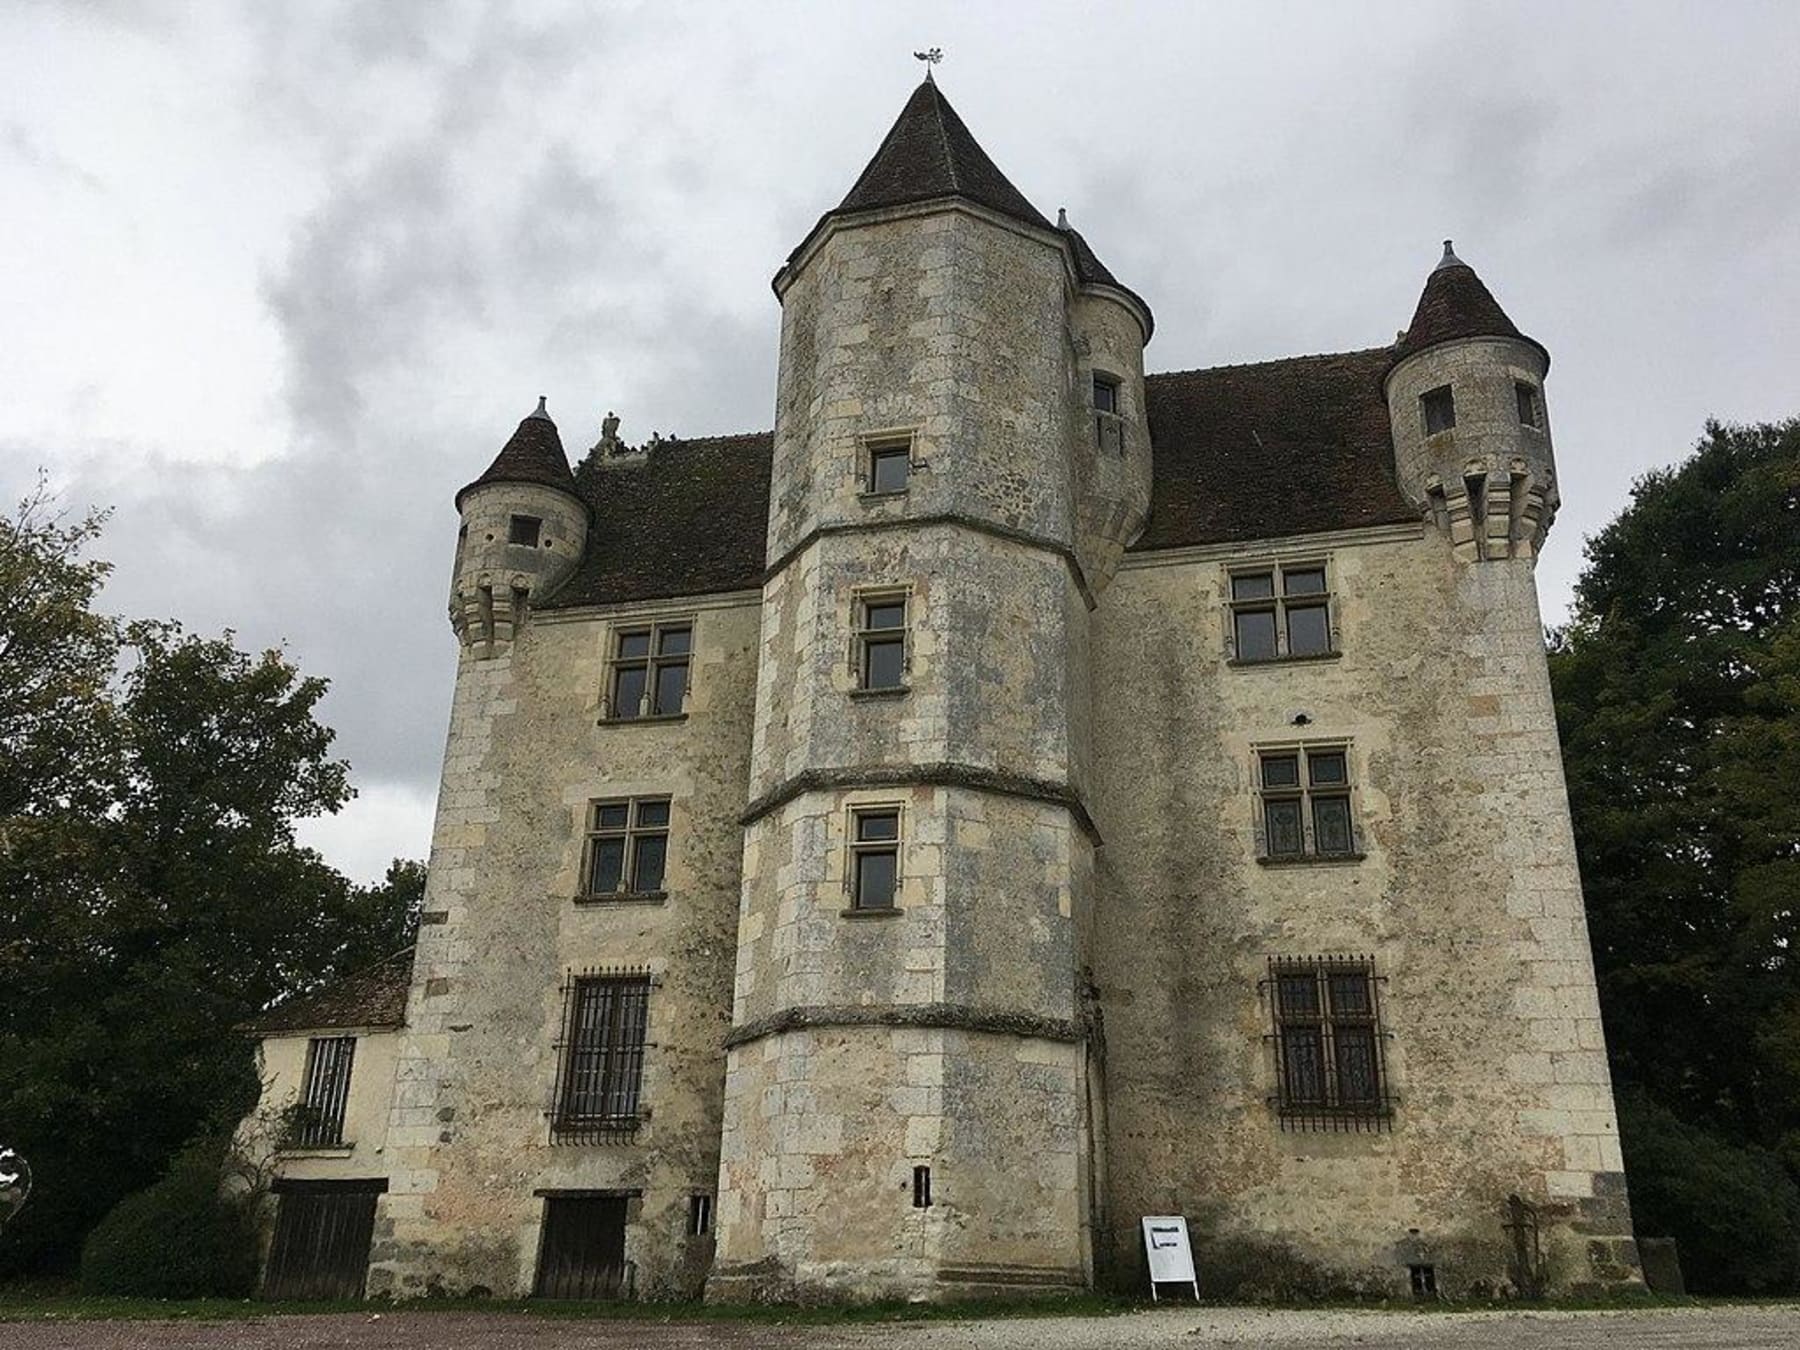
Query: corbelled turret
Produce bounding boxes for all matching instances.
[450,398,589,653]
[1385,242,1558,562]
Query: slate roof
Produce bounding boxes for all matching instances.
[540,432,774,609]
[1133,350,1418,551]
[1061,222,1154,340]
[830,78,1053,235]
[1393,242,1545,368]
[242,947,414,1036]
[455,400,578,510]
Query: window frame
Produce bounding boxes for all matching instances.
[862,432,915,497]
[1226,559,1338,664]
[1515,380,1542,429]
[1420,384,1456,436]
[604,619,693,720]
[293,1035,356,1149]
[578,796,672,901]
[1092,371,1126,454]
[549,971,652,1144]
[508,514,543,547]
[846,802,903,913]
[851,588,911,694]
[1255,741,1361,863]
[1264,955,1391,1132]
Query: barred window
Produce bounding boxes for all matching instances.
[295,1036,355,1148]
[551,973,651,1143]
[1266,956,1390,1131]
[1228,562,1334,662]
[849,807,900,911]
[581,797,670,898]
[607,622,690,719]
[854,592,909,692]
[1258,745,1359,861]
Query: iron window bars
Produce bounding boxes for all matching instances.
[1263,955,1392,1132]
[550,970,652,1144]
[853,592,910,691]
[294,1035,356,1148]
[1257,745,1360,861]
[1228,562,1334,662]
[848,807,901,910]
[580,797,670,899]
[606,622,691,719]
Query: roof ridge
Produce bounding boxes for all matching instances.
[1149,346,1394,380]
[931,82,962,194]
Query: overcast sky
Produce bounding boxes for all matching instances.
[4,1,1796,881]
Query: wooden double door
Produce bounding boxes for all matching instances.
[263,1179,385,1300]
[534,1194,630,1299]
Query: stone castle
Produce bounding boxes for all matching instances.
[238,78,1641,1303]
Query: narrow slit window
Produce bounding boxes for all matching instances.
[856,593,909,691]
[509,514,542,547]
[912,1164,932,1208]
[1421,385,1456,435]
[689,1194,713,1236]
[1093,374,1124,453]
[608,621,691,719]
[850,808,900,911]
[1515,382,1541,428]
[582,797,671,897]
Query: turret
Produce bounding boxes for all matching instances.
[450,398,588,653]
[1384,242,1558,562]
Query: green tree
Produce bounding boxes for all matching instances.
[1550,417,1800,1287]
[0,497,422,1274]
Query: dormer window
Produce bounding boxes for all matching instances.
[1420,386,1455,436]
[1515,382,1541,429]
[509,514,542,547]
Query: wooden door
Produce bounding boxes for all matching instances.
[263,1181,382,1300]
[533,1195,629,1299]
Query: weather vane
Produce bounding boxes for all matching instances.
[914,47,943,80]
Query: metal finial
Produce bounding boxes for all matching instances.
[529,395,551,421]
[1057,207,1069,231]
[914,47,943,81]
[1434,239,1466,272]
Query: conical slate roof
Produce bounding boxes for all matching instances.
[1059,214,1154,339]
[1393,241,1545,367]
[455,397,578,509]
[833,78,1053,232]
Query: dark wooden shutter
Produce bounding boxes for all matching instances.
[534,1195,629,1299]
[263,1180,383,1300]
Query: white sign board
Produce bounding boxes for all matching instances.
[1140,1214,1199,1300]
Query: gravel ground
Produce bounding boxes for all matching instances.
[7,1304,1800,1350]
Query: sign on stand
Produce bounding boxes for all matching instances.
[1140,1214,1199,1301]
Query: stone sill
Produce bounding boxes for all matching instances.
[596,712,689,726]
[1227,651,1342,669]
[848,686,910,700]
[840,906,903,919]
[1257,852,1367,868]
[574,890,668,908]
[276,1146,354,1158]
[858,489,910,503]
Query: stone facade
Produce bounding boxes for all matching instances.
[236,79,1638,1303]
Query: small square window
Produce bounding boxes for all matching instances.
[850,808,900,910]
[509,515,542,547]
[869,445,910,495]
[1262,754,1301,788]
[1231,572,1275,601]
[1092,375,1119,415]
[1421,385,1456,435]
[1515,382,1541,428]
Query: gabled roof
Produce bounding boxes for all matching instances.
[242,948,414,1036]
[1134,350,1418,550]
[455,399,579,510]
[832,78,1052,233]
[1392,241,1546,369]
[539,432,774,609]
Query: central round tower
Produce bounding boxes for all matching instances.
[709,79,1151,1302]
